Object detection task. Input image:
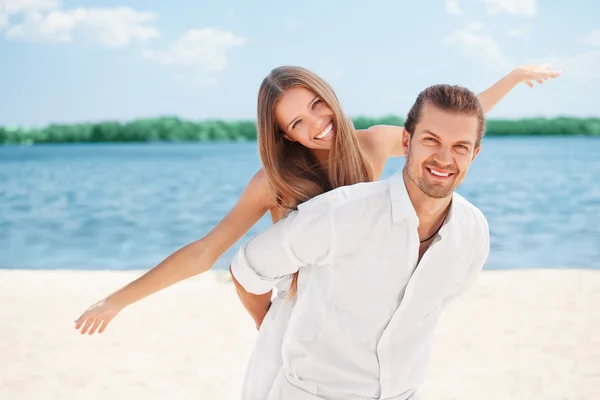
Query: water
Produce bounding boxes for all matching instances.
[1,137,599,271]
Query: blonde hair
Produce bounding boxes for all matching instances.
[257,66,373,298]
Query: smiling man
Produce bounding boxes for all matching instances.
[231,84,490,400]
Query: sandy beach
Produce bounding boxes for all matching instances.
[0,269,598,400]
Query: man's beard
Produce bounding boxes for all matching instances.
[405,154,459,199]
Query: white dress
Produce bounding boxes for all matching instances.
[241,276,295,400]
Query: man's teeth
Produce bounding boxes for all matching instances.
[316,123,333,139]
[429,168,450,177]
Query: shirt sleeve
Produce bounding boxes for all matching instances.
[443,217,490,306]
[230,203,333,294]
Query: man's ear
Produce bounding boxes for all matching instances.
[472,144,482,161]
[402,128,411,154]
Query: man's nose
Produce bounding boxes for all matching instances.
[433,146,453,166]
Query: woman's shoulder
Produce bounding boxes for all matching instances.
[244,168,278,209]
[357,125,403,152]
[356,125,405,178]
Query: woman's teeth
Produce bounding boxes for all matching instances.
[315,123,333,140]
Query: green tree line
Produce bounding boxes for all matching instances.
[1,115,599,145]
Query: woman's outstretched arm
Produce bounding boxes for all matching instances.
[74,169,275,335]
[358,64,562,159]
[476,64,561,114]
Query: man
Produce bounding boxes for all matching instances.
[231,84,490,400]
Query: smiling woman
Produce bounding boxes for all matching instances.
[256,66,372,211]
[277,90,335,147]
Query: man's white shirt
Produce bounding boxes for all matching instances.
[232,171,490,400]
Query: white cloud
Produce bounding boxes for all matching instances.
[446,0,461,14]
[142,28,245,85]
[0,0,58,29]
[4,9,78,42]
[444,21,510,72]
[0,0,59,16]
[506,25,532,38]
[580,29,600,47]
[0,1,159,47]
[478,0,536,16]
[77,7,159,47]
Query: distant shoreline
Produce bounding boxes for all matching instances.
[2,116,599,145]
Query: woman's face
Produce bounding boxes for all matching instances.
[274,86,336,151]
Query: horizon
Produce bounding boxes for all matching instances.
[3,113,600,131]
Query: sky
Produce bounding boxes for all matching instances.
[0,0,599,128]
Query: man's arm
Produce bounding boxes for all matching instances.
[443,220,490,307]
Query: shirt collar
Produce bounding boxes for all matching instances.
[389,172,417,223]
[389,171,458,238]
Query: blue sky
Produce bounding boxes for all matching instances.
[1,0,598,128]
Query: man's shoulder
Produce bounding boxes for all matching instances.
[452,192,489,234]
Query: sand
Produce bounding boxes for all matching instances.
[0,269,598,400]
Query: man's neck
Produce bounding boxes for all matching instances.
[402,169,452,227]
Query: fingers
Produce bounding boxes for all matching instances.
[74,316,111,335]
[523,64,561,79]
[74,314,87,330]
[79,318,96,335]
[88,318,103,335]
[523,69,561,87]
[541,71,561,79]
[98,319,111,334]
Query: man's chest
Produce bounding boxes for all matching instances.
[327,225,472,326]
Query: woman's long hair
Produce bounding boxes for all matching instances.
[257,66,373,298]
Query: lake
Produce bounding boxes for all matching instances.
[1,137,599,271]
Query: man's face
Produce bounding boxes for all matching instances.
[403,103,482,199]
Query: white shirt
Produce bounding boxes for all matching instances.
[231,171,490,400]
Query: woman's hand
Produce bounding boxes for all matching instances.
[510,64,562,87]
[74,296,124,335]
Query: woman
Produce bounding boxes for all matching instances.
[74,64,559,395]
